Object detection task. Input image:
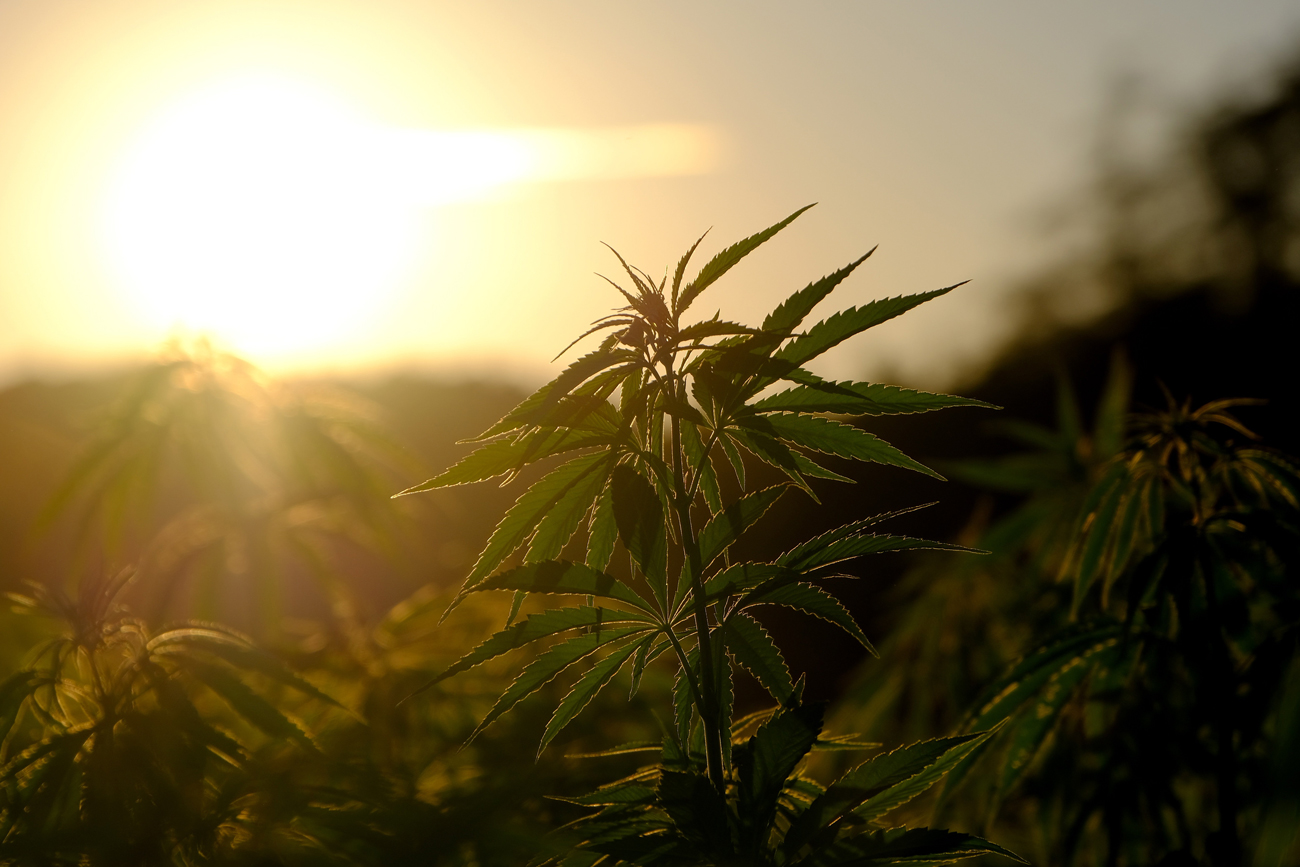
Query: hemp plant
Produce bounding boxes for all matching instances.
[401,206,1020,865]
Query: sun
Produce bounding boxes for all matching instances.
[100,73,430,357]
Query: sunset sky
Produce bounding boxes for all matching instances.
[2,1,1298,388]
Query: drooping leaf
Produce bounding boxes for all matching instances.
[721,613,794,704]
[188,662,313,746]
[629,636,671,699]
[538,640,643,755]
[784,731,995,856]
[746,413,943,480]
[721,432,748,490]
[414,606,649,695]
[451,452,612,609]
[474,560,655,613]
[743,582,876,655]
[469,627,647,742]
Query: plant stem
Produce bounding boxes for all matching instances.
[671,411,725,790]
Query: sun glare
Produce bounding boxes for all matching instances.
[100,72,722,360]
[100,74,525,357]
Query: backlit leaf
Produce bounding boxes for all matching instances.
[679,205,815,312]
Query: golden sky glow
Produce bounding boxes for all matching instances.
[98,70,721,356]
[2,1,1298,385]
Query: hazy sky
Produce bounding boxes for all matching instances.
[2,1,1299,388]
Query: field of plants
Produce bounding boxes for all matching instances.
[1,45,1299,867]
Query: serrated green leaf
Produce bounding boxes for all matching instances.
[1072,466,1128,612]
[528,458,612,561]
[475,560,655,612]
[471,348,638,440]
[538,640,642,755]
[629,636,671,699]
[395,428,606,496]
[722,613,794,704]
[188,662,313,746]
[697,485,788,570]
[784,731,993,856]
[721,431,747,490]
[1093,353,1132,459]
[761,250,875,336]
[612,463,668,608]
[450,452,612,612]
[802,826,1024,866]
[775,504,937,570]
[470,627,646,742]
[701,562,791,603]
[995,639,1121,803]
[1101,480,1147,608]
[772,533,977,577]
[742,582,876,655]
[416,606,648,695]
[679,205,815,313]
[555,781,658,806]
[586,480,618,572]
[673,650,697,749]
[753,380,994,416]
[776,284,962,369]
[678,318,761,342]
[736,702,824,851]
[671,231,709,310]
[745,413,942,480]
[682,421,723,514]
[965,625,1122,733]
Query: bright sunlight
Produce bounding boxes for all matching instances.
[99,73,530,356]
[99,72,720,359]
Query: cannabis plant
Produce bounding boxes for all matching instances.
[39,339,412,633]
[925,390,1300,866]
[0,569,341,864]
[402,207,1020,865]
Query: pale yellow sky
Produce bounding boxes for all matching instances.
[2,1,1299,388]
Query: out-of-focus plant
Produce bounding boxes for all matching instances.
[402,206,1023,865]
[39,339,414,631]
[840,362,1300,866]
[830,358,1134,752]
[0,568,343,864]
